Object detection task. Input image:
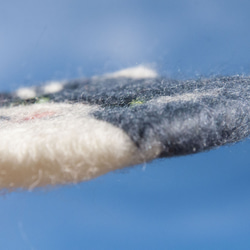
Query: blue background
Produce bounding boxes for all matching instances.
[1,0,250,249]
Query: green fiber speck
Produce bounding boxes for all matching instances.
[36,97,50,104]
[129,99,144,106]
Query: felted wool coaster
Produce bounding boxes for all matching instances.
[0,66,249,190]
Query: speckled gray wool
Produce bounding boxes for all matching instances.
[91,76,250,156]
[1,75,250,157]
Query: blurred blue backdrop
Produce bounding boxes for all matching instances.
[0,0,250,249]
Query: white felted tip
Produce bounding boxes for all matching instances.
[43,81,64,94]
[95,65,158,79]
[16,87,36,99]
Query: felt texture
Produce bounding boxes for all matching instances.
[0,66,249,190]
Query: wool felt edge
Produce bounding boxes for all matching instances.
[0,65,249,191]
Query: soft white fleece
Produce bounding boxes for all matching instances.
[0,103,161,190]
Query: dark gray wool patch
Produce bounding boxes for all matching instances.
[91,76,250,156]
[1,75,250,158]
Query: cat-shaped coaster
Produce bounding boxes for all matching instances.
[0,66,249,190]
